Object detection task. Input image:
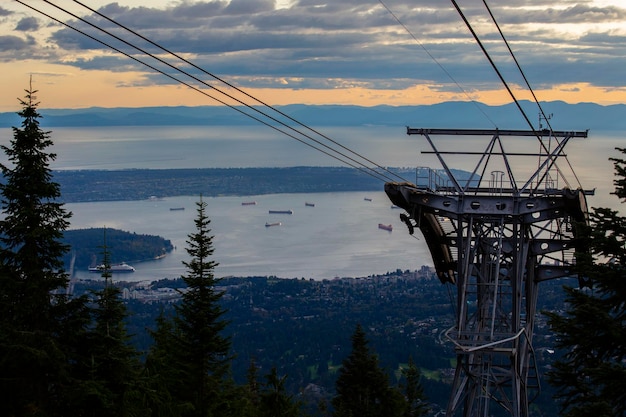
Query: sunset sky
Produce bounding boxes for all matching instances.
[1,0,625,112]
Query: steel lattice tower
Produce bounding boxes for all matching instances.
[385,128,592,417]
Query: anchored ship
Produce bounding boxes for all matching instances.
[89,262,136,273]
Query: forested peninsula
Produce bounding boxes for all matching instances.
[62,228,174,270]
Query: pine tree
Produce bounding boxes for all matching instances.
[258,367,301,417]
[332,324,405,417]
[546,147,626,417]
[144,310,182,417]
[0,85,74,415]
[400,356,429,417]
[84,230,143,416]
[146,196,233,417]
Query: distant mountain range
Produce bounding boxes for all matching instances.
[1,101,624,132]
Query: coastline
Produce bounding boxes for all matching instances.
[54,166,409,203]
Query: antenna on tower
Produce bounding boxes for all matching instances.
[539,112,553,130]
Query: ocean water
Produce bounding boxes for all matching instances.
[67,192,428,281]
[0,125,623,281]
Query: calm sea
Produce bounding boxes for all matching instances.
[67,192,428,281]
[0,125,624,281]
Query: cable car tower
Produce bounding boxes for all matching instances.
[385,126,592,417]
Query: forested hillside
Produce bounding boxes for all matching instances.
[62,228,174,269]
[73,272,573,416]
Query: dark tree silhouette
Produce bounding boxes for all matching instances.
[82,230,143,416]
[547,147,626,417]
[400,356,429,417]
[258,367,301,417]
[0,84,75,415]
[332,324,405,417]
[146,196,234,417]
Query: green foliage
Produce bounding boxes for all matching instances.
[258,367,302,417]
[85,232,144,416]
[174,196,232,416]
[332,324,406,417]
[546,148,626,417]
[143,311,183,417]
[0,85,78,416]
[400,357,429,417]
[0,86,71,327]
[62,227,174,269]
[145,196,235,417]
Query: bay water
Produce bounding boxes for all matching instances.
[67,192,427,281]
[0,125,623,281]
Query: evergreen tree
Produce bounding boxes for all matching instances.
[144,310,182,417]
[258,367,301,417]
[400,356,429,417]
[546,147,626,417]
[83,230,144,416]
[332,324,405,417]
[146,196,233,417]
[0,85,74,415]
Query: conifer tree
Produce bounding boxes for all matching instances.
[144,310,182,417]
[83,230,143,416]
[546,147,626,417]
[332,324,405,417]
[258,367,301,417]
[0,85,74,415]
[147,196,232,417]
[400,356,429,417]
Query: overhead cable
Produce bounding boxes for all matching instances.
[378,0,497,128]
[18,0,408,184]
[449,0,577,189]
[480,0,582,188]
[69,0,407,184]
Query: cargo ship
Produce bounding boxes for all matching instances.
[88,262,136,273]
[265,222,282,227]
[378,223,393,232]
[242,201,257,206]
[305,202,315,207]
[169,207,185,211]
[268,209,293,214]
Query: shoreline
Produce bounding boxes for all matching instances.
[54,166,408,203]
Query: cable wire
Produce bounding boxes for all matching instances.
[378,0,498,128]
[70,0,407,184]
[449,0,579,190]
[17,0,396,184]
[45,0,400,183]
[480,0,583,188]
[449,0,535,133]
[18,0,409,185]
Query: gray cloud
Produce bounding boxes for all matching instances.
[12,0,626,94]
[15,17,40,32]
[0,7,13,17]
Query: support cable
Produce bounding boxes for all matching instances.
[481,0,583,189]
[17,0,395,183]
[378,0,498,128]
[449,0,535,133]
[450,0,579,190]
[20,0,407,184]
[70,0,407,184]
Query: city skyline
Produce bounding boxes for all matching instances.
[1,0,625,111]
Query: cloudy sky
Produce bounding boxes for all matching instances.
[1,0,625,111]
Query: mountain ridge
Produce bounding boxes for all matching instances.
[1,101,624,132]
